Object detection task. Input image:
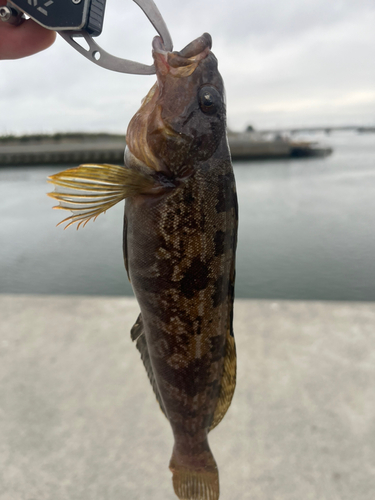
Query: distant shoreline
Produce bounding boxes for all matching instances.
[0,126,374,146]
[0,132,125,145]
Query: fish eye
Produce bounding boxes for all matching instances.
[198,86,221,114]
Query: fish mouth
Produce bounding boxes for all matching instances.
[152,33,212,72]
[153,33,212,58]
[178,33,212,58]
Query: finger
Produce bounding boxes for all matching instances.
[0,17,56,59]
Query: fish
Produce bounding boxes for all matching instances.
[48,32,238,500]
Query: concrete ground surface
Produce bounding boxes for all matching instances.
[0,295,374,500]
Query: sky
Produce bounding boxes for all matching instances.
[0,0,374,135]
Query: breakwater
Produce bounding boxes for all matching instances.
[0,136,332,165]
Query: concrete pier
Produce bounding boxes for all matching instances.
[1,295,374,499]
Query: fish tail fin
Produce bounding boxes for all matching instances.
[169,445,219,500]
[47,163,156,229]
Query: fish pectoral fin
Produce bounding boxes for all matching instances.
[131,314,167,418]
[47,163,156,229]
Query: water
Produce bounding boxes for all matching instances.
[1,132,375,300]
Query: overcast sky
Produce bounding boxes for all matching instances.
[1,0,374,135]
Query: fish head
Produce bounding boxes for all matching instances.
[126,33,226,177]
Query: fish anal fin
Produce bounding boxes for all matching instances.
[209,331,236,432]
[131,314,167,417]
[209,259,237,432]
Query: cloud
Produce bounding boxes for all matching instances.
[0,0,374,134]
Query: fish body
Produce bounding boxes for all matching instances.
[48,32,237,500]
[125,33,238,500]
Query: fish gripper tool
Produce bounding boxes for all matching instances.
[2,0,173,74]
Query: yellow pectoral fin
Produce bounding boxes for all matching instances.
[47,163,155,229]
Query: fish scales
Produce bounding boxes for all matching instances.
[125,147,236,398]
[48,32,237,500]
[126,153,237,500]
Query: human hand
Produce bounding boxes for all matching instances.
[0,0,56,59]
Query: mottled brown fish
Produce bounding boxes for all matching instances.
[48,32,238,500]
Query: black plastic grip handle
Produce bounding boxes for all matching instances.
[9,0,106,36]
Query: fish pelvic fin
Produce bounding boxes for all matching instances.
[131,314,167,418]
[169,446,219,500]
[47,163,156,229]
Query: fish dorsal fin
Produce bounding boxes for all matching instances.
[48,163,155,229]
[131,314,167,418]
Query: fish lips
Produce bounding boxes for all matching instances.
[152,33,212,72]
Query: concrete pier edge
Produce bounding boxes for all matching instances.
[0,294,374,500]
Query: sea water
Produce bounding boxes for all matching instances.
[1,131,374,300]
